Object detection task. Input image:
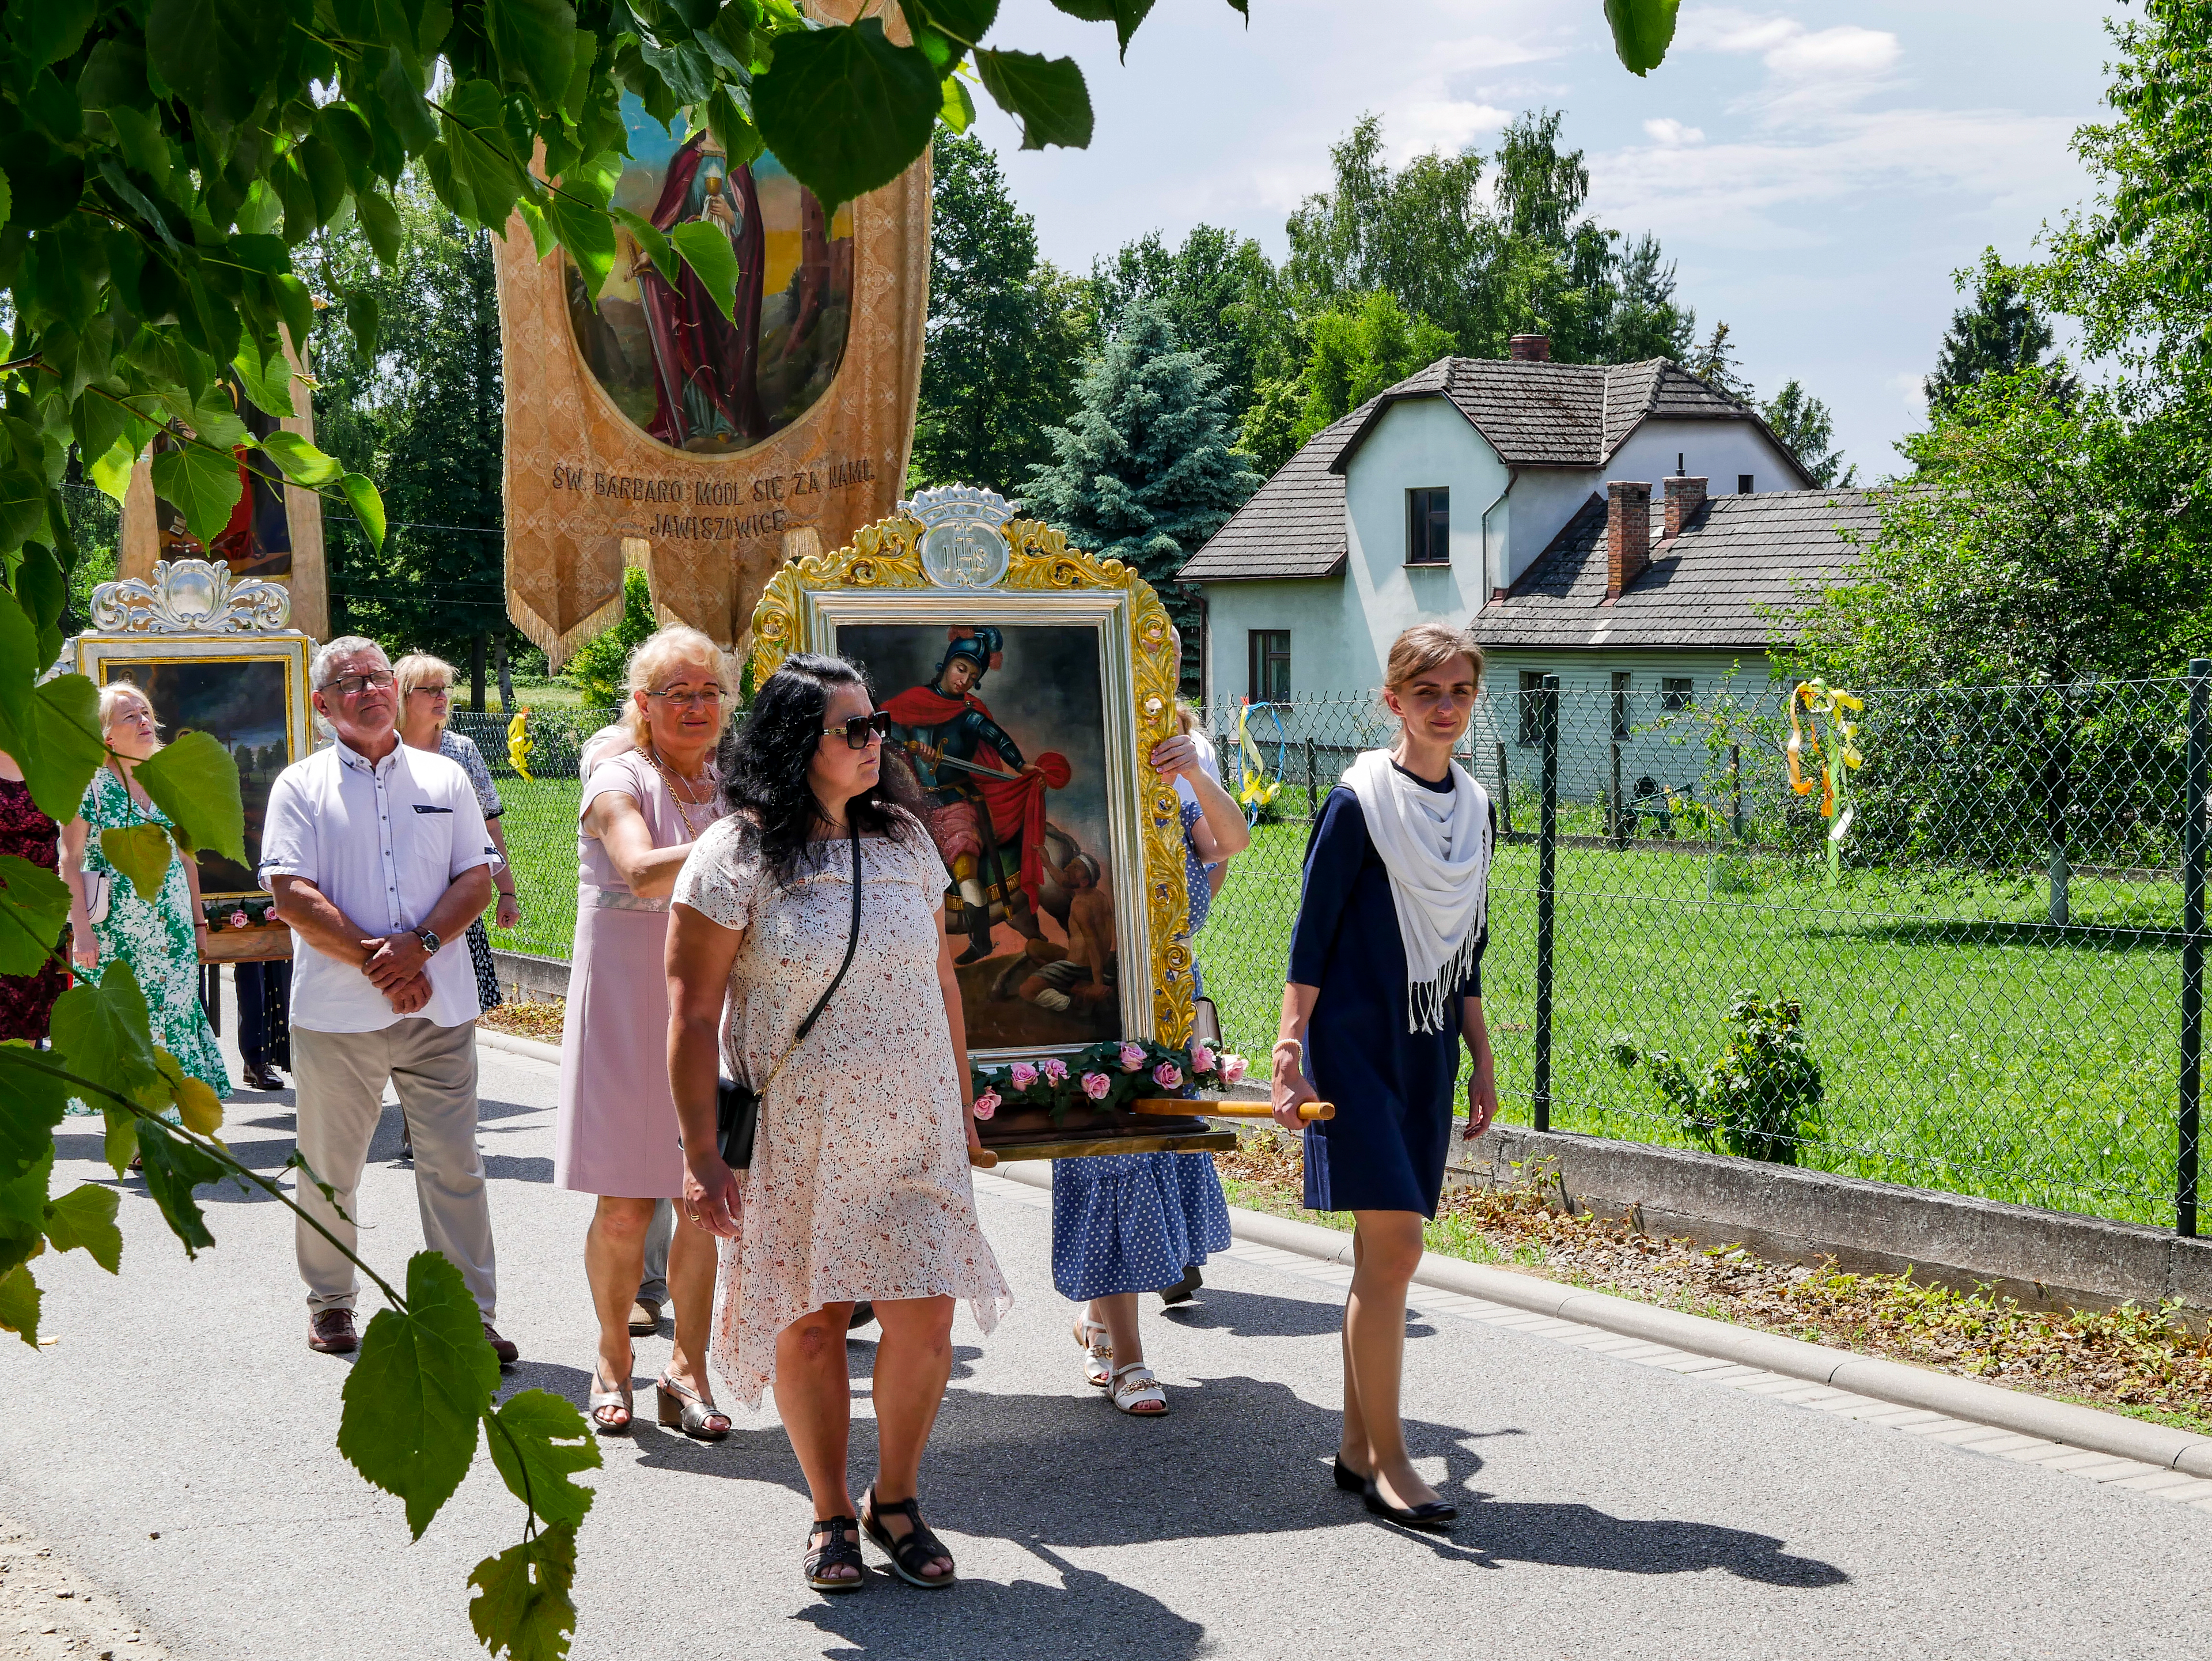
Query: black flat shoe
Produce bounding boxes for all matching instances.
[1332,1455,1369,1493]
[805,1516,867,1594]
[1158,1263,1202,1307]
[1363,1478,1457,1531]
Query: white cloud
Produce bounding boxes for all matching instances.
[1889,370,1930,422]
[1389,99,1512,160]
[1643,118,1706,146]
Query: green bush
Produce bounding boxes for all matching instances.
[563,567,656,708]
[1610,992,1825,1164]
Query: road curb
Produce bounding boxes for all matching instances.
[478,1027,562,1066]
[990,1160,2212,1480]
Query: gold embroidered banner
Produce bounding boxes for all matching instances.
[494,67,928,666]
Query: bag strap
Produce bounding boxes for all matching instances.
[756,819,863,1093]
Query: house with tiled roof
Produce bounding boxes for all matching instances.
[1180,337,1850,714]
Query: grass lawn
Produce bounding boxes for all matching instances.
[1196,815,2184,1229]
[481,775,2188,1231]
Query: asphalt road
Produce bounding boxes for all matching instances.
[4,1023,2209,1660]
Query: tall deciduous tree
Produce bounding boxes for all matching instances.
[910,133,1092,498]
[1927,250,2056,415]
[1087,224,1292,421]
[1025,302,1259,684]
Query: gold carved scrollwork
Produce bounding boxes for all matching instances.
[746,504,1194,1050]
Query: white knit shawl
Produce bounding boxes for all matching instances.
[1342,748,1493,1034]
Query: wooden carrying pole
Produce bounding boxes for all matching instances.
[968,1147,998,1168]
[1128,1098,1334,1122]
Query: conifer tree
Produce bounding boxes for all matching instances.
[1926,249,2056,415]
[1025,301,1260,684]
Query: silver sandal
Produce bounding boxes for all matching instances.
[587,1370,633,1436]
[656,1373,732,1441]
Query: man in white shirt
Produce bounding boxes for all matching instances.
[262,637,513,1363]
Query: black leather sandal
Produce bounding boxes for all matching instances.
[804,1516,866,1593]
[861,1486,956,1589]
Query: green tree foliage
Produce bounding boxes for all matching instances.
[564,566,658,707]
[1790,372,2212,686]
[1285,111,1698,368]
[1926,250,2055,416]
[1760,380,1856,488]
[1087,224,1291,422]
[1267,292,1453,468]
[312,175,521,688]
[1024,301,1259,678]
[910,133,1091,497]
[1688,320,1753,402]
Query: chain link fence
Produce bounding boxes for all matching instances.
[459,671,2210,1232]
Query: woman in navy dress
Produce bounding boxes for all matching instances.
[1050,728,1249,1415]
[1272,624,1500,1530]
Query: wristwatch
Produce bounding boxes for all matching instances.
[414,927,441,955]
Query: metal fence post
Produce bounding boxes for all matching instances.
[1609,737,1626,848]
[1533,675,1560,1134]
[2181,659,2210,1236]
[1304,736,1317,812]
[2047,679,2073,928]
[1729,742,1744,842]
[1495,739,1513,836]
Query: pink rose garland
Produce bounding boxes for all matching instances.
[1118,1042,1146,1072]
[971,1087,1000,1121]
[1009,1061,1038,1092]
[1152,1061,1182,1091]
[1190,1043,1216,1076]
[1081,1072,1112,1101]
[1040,1057,1069,1083]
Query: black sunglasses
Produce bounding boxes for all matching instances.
[820,710,892,750]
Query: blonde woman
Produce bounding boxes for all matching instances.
[62,682,229,1102]
[555,625,735,1439]
[1272,623,1499,1532]
[393,653,522,1016]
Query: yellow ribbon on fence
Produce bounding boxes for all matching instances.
[1787,679,1864,845]
[507,709,533,782]
[1236,699,1280,814]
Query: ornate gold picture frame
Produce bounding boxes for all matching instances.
[749,486,1194,1061]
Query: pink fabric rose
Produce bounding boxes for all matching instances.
[1190,1043,1217,1076]
[1081,1072,1112,1100]
[1220,1053,1249,1084]
[1040,1057,1069,1083]
[1009,1061,1038,1091]
[228,910,249,930]
[1118,1042,1146,1072]
[971,1088,1000,1121]
[1152,1061,1183,1091]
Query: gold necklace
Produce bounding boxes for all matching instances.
[646,744,717,834]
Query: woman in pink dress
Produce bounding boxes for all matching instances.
[556,625,734,1439]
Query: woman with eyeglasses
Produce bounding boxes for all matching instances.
[395,654,521,1024]
[666,653,1009,1594]
[555,625,736,1440]
[61,683,229,1113]
[1272,623,1499,1533]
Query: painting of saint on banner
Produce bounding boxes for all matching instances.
[565,95,855,454]
[840,622,1121,1052]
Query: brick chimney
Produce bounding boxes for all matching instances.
[1508,334,1551,362]
[1607,480,1652,600]
[1663,475,1707,539]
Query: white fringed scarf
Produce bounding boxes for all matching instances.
[1343,748,1493,1034]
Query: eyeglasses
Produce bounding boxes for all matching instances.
[821,711,892,749]
[325,671,397,696]
[646,687,725,709]
[410,684,452,699]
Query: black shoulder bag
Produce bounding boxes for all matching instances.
[715,820,862,1168]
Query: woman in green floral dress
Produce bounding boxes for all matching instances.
[60,682,230,1106]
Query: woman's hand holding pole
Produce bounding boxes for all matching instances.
[1271,981,1321,1132]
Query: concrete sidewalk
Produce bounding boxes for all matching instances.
[3,1028,2208,1660]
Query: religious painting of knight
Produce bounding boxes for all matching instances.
[839,621,1124,1052]
[564,93,856,454]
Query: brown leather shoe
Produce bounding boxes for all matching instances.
[483,1322,518,1367]
[309,1309,359,1354]
[627,1299,662,1336]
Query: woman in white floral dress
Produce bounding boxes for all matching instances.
[669,653,1009,1596]
[61,682,229,1105]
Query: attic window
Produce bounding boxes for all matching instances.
[1407,487,1450,564]
[1661,676,1694,712]
[1737,474,1754,494]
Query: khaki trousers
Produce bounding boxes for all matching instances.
[292,1018,498,1320]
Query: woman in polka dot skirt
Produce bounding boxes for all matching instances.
[1049,724,1250,1414]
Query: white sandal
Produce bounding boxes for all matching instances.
[1072,1315,1113,1389]
[1109,1361,1168,1416]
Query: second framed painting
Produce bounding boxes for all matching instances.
[750,487,1192,1061]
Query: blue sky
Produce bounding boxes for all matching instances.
[963,1,2124,483]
